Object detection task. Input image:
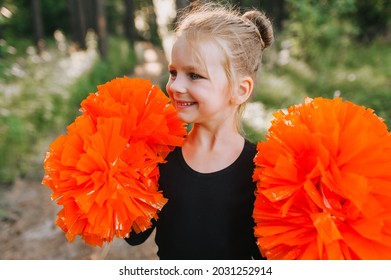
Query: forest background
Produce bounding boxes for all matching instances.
[0,0,390,259]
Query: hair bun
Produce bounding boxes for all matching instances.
[243,10,274,49]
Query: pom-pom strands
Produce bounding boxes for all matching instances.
[253,97,391,259]
[42,77,187,247]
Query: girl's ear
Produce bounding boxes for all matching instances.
[232,76,254,105]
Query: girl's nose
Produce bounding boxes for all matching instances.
[167,75,187,94]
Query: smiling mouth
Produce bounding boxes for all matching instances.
[176,101,197,107]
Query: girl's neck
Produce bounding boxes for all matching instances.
[181,122,245,173]
[186,122,242,151]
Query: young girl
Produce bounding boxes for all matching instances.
[125,2,273,260]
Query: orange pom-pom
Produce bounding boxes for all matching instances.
[42,77,187,247]
[253,97,391,259]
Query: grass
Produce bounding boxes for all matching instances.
[64,37,137,125]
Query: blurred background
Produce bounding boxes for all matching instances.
[0,0,390,259]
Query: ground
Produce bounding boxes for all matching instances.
[0,178,158,260]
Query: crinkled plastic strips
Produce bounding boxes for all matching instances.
[42,77,187,247]
[253,97,391,259]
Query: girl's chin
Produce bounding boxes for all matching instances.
[176,113,195,124]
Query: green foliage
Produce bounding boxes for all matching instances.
[1,0,163,48]
[135,0,162,47]
[65,37,137,124]
[1,0,33,38]
[250,1,391,144]
[41,0,69,35]
[355,0,391,41]
[1,0,390,185]
[331,42,391,126]
[1,0,68,38]
[0,36,136,185]
[242,122,266,144]
[283,0,358,67]
[0,114,29,184]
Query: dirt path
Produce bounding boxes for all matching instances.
[0,178,158,260]
[0,42,166,260]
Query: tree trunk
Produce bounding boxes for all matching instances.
[144,0,162,47]
[31,0,45,54]
[96,0,108,59]
[263,0,285,30]
[86,0,98,32]
[67,0,87,50]
[124,0,137,47]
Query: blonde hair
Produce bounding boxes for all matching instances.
[174,1,274,132]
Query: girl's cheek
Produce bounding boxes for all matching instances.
[166,83,172,98]
[166,88,174,103]
[165,82,170,94]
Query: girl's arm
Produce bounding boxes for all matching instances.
[252,242,266,260]
[124,219,157,246]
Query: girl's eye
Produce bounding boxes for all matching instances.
[169,70,177,78]
[189,73,202,80]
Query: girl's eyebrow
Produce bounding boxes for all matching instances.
[168,64,206,74]
[184,66,199,73]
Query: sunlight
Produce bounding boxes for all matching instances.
[0,6,12,18]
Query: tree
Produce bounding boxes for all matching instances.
[124,0,138,46]
[31,0,45,54]
[136,0,162,47]
[263,0,285,30]
[65,0,108,58]
[96,0,108,59]
[85,0,98,32]
[67,0,87,50]
[355,0,391,42]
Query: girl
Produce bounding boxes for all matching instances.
[125,2,273,260]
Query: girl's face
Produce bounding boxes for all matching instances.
[166,36,237,127]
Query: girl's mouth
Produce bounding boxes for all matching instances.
[176,101,197,108]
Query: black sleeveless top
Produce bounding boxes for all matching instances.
[125,140,263,260]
